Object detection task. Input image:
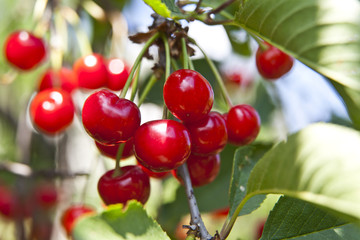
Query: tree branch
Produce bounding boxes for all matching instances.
[177,164,212,240]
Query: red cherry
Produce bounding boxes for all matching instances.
[73,53,108,89]
[97,166,150,205]
[4,30,46,70]
[172,153,220,187]
[185,111,227,156]
[138,162,170,179]
[256,42,293,80]
[106,58,130,91]
[134,119,191,172]
[223,71,253,88]
[95,138,134,160]
[164,69,214,123]
[82,89,141,145]
[38,67,78,93]
[211,206,230,219]
[61,204,95,236]
[30,88,75,135]
[225,104,260,146]
[0,185,16,219]
[33,183,58,209]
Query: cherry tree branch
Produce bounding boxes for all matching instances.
[177,164,212,240]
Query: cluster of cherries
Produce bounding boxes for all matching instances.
[3,29,293,237]
[81,68,261,210]
[4,30,130,136]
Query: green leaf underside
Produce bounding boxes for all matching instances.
[235,0,360,90]
[261,196,347,239]
[72,201,170,240]
[229,144,271,216]
[142,0,186,19]
[244,123,360,225]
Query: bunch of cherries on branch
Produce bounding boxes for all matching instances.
[3,19,293,237]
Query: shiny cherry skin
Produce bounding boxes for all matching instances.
[61,204,95,236]
[38,67,78,93]
[97,166,150,205]
[95,138,134,160]
[82,89,141,145]
[106,58,130,91]
[30,88,75,135]
[225,104,260,146]
[173,153,220,187]
[4,30,46,70]
[185,111,228,156]
[134,119,191,172]
[164,69,214,123]
[73,53,108,89]
[256,42,293,80]
[138,162,170,179]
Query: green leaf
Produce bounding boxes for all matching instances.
[73,201,171,240]
[234,0,360,90]
[290,224,360,239]
[331,81,360,129]
[142,0,186,19]
[261,196,347,239]
[242,123,360,225]
[229,144,271,216]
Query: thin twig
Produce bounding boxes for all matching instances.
[178,164,212,240]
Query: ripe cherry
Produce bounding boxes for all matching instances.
[223,71,253,88]
[185,111,227,156]
[61,204,95,236]
[82,89,141,145]
[0,184,16,219]
[73,53,108,89]
[164,69,214,123]
[4,30,46,70]
[30,88,75,135]
[256,42,293,80]
[95,138,134,160]
[38,67,78,93]
[106,58,130,91]
[172,153,220,187]
[134,119,191,172]
[32,183,58,209]
[138,162,170,179]
[97,166,150,205]
[225,104,260,146]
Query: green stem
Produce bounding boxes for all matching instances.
[112,143,125,178]
[171,58,179,71]
[130,63,141,102]
[188,58,194,71]
[120,32,160,99]
[189,38,233,110]
[161,33,171,80]
[138,75,157,107]
[247,31,268,50]
[181,37,189,69]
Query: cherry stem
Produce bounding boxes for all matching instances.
[120,32,160,99]
[181,37,189,70]
[130,63,141,102]
[177,164,212,240]
[161,33,171,80]
[248,32,268,51]
[189,38,233,110]
[138,75,157,107]
[112,143,125,178]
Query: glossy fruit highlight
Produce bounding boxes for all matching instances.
[97,166,150,205]
[164,69,214,123]
[82,89,141,145]
[134,119,191,172]
[30,88,75,135]
[4,30,46,70]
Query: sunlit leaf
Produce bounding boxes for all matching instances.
[241,123,360,225]
[235,0,360,90]
[73,201,171,240]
